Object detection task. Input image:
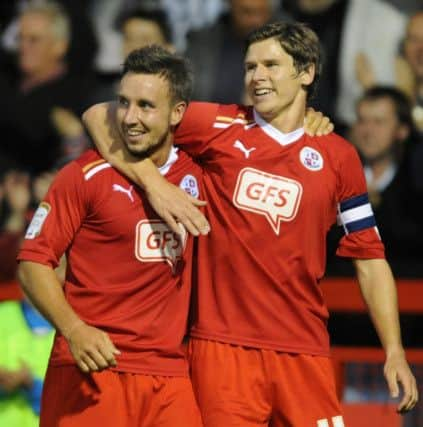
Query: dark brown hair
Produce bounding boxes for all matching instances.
[246,21,322,99]
[122,45,193,104]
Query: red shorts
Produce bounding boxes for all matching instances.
[188,338,345,427]
[40,365,202,427]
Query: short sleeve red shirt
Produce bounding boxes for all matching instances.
[175,102,384,356]
[18,148,203,376]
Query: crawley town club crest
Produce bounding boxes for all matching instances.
[179,174,199,198]
[233,167,302,235]
[300,146,324,171]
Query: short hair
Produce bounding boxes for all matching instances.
[122,45,193,104]
[245,21,322,100]
[116,7,172,44]
[358,86,414,130]
[21,1,70,41]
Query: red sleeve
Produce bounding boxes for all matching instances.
[334,140,385,259]
[17,162,88,268]
[174,102,220,157]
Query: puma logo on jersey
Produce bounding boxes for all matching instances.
[233,140,256,159]
[135,220,187,271]
[233,167,302,235]
[113,184,134,202]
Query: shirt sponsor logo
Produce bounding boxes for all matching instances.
[233,167,302,235]
[179,174,199,198]
[135,220,187,270]
[25,202,51,239]
[300,146,324,171]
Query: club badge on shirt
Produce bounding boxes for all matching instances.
[300,146,324,171]
[25,202,51,239]
[179,174,199,198]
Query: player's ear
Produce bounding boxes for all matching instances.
[300,64,315,87]
[170,101,187,127]
[397,123,410,142]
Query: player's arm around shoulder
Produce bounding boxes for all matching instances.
[353,258,418,413]
[82,102,131,171]
[303,107,334,136]
[82,102,209,237]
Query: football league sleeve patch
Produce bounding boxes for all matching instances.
[337,193,378,236]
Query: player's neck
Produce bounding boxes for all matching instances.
[256,90,306,133]
[150,136,175,167]
[266,104,306,134]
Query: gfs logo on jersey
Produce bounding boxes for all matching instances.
[233,168,302,235]
[135,220,187,271]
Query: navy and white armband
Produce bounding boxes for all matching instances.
[337,193,377,235]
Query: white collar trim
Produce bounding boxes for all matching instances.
[159,146,179,176]
[253,109,304,146]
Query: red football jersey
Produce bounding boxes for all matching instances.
[176,102,384,356]
[18,148,203,376]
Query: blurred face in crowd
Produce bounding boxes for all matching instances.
[18,12,67,77]
[297,0,336,13]
[404,12,423,83]
[353,97,408,163]
[116,72,184,166]
[32,171,56,203]
[230,0,273,38]
[122,18,168,58]
[244,37,314,128]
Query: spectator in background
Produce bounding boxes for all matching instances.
[327,86,423,277]
[0,161,56,427]
[57,0,98,77]
[0,298,54,427]
[0,1,97,78]
[94,6,174,103]
[282,0,407,134]
[385,0,422,15]
[0,1,92,175]
[0,161,58,292]
[0,167,32,284]
[403,11,423,197]
[185,0,282,104]
[91,0,221,75]
[118,7,173,58]
[160,0,223,52]
[108,0,223,54]
[403,10,423,134]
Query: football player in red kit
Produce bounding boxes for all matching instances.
[83,22,418,427]
[17,46,203,427]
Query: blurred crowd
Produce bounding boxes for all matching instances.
[0,0,422,425]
